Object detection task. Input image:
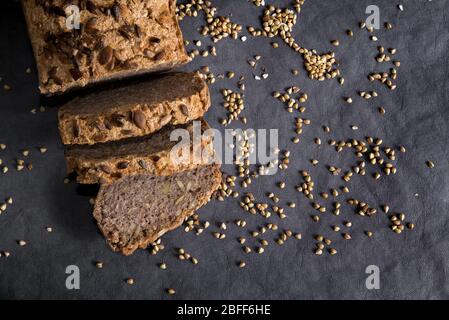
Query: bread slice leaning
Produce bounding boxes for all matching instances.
[65,119,214,184]
[93,164,221,255]
[58,72,210,145]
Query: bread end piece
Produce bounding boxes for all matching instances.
[21,0,190,95]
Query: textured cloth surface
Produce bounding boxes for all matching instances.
[0,0,448,299]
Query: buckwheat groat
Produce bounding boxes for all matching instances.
[93,164,221,255]
[22,0,190,94]
[65,119,215,184]
[58,72,210,145]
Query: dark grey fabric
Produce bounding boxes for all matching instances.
[0,0,448,299]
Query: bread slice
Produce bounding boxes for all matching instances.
[93,164,221,255]
[21,0,190,95]
[58,72,210,145]
[65,119,215,184]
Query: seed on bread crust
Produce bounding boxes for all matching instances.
[98,46,113,65]
[99,164,112,174]
[116,161,129,170]
[73,123,81,137]
[132,110,146,129]
[179,104,189,116]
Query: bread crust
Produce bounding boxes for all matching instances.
[21,0,190,95]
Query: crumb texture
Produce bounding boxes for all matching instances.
[93,164,221,255]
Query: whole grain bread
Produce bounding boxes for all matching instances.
[21,0,190,95]
[65,119,216,184]
[93,164,221,255]
[58,72,210,145]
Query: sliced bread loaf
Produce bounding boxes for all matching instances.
[65,119,215,184]
[93,164,221,255]
[58,72,210,145]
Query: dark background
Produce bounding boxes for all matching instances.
[0,0,448,299]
